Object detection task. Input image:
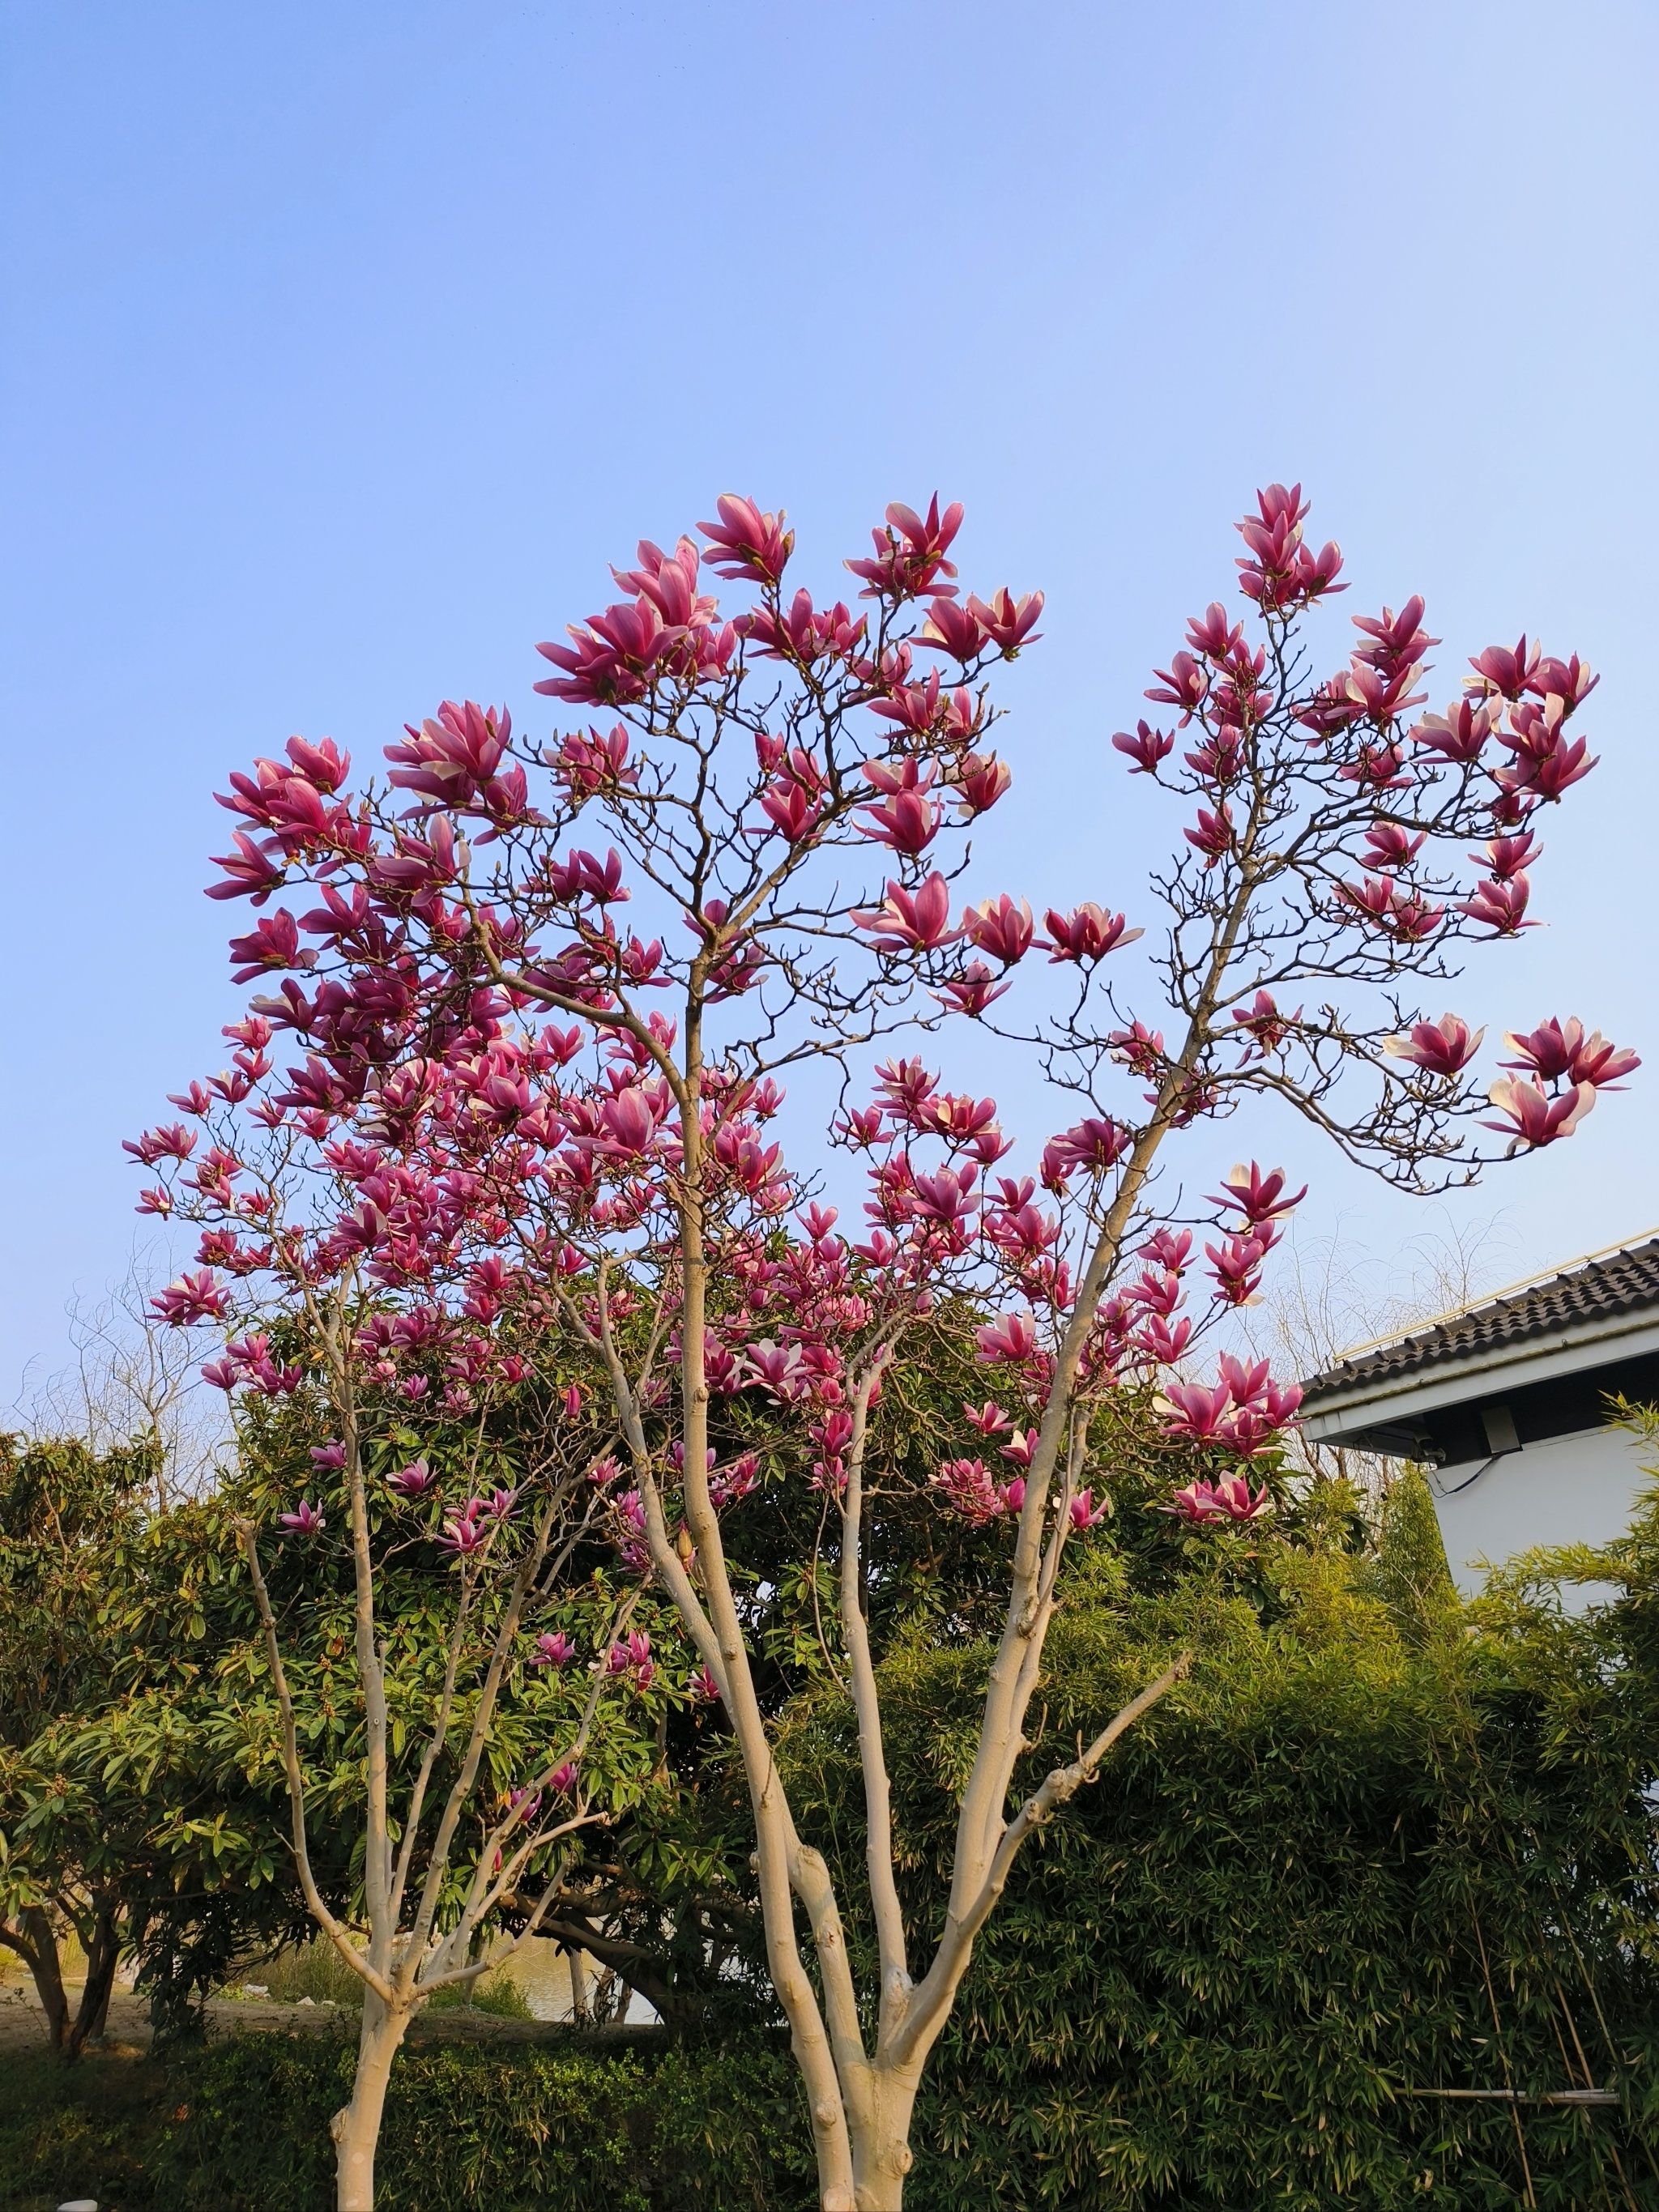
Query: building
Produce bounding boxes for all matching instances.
[1297,1235,1659,1594]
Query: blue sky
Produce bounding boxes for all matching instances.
[3,0,1656,1401]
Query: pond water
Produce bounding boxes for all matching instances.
[493,1936,655,2024]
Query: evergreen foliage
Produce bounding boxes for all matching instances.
[777,1470,1659,2208]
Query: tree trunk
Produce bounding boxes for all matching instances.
[331,1993,409,2212]
[66,1905,122,2056]
[14,1907,71,2056]
[834,2068,921,2212]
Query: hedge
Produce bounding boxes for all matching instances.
[0,2033,816,2212]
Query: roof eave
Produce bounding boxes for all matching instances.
[1299,1311,1659,1443]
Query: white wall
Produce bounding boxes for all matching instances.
[1429,1425,1653,1601]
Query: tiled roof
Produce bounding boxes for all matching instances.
[1299,1234,1659,1405]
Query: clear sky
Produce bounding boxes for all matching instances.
[3,0,1656,1404]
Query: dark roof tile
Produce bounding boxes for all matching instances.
[1300,1234,1659,1404]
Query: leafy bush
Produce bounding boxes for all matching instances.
[147,2033,813,2211]
[0,2051,172,2212]
[777,1486,1659,2209]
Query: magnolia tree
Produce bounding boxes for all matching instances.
[127,1123,681,2203]
[135,481,1631,2210]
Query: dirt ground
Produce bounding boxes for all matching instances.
[0,1980,585,2055]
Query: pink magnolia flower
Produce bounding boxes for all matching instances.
[124,1121,198,1167]
[548,1761,579,1796]
[1040,1117,1128,1187]
[1209,1163,1306,1225]
[612,535,719,628]
[1134,1313,1192,1363]
[546,846,629,905]
[697,494,794,582]
[278,1500,326,1534]
[206,829,288,905]
[1337,876,1445,942]
[936,961,1010,1017]
[932,1456,1006,1524]
[967,587,1044,654]
[386,700,520,816]
[865,669,962,739]
[1147,651,1209,720]
[847,496,964,601]
[962,894,1034,966]
[1352,595,1438,674]
[1567,1031,1641,1089]
[859,784,942,856]
[1483,1076,1597,1149]
[1164,1473,1273,1524]
[1469,635,1541,700]
[951,752,1013,816]
[151,1271,232,1328]
[1112,719,1176,774]
[912,1165,980,1228]
[757,777,825,845]
[439,1511,488,1557]
[1043,904,1143,963]
[605,1630,655,1688]
[851,875,961,953]
[387,1458,436,1498]
[505,1784,543,1829]
[562,1383,585,1419]
[553,722,635,798]
[1162,1382,1233,1443]
[1384,1013,1484,1077]
[1069,1489,1108,1531]
[963,1400,1013,1435]
[531,1631,577,1669]
[1502,1018,1640,1090]
[1479,831,1541,880]
[1205,1230,1273,1306]
[1218,1353,1272,1404]
[596,1085,668,1158]
[1166,1481,1222,1523]
[917,595,987,659]
[1184,803,1235,866]
[1495,710,1597,803]
[688,1664,722,1703]
[1235,483,1344,610]
[710,1451,760,1509]
[1230,991,1294,1054]
[1459,873,1536,934]
[975,1311,1038,1365]
[1360,821,1427,871]
[1412,697,1495,763]
[747,1340,808,1400]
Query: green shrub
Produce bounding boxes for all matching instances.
[0,2050,170,2212]
[145,2032,814,2211]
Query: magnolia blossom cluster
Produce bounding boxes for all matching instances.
[128,482,1632,1592]
[1107,490,1632,1161]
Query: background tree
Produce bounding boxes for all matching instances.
[139,480,1631,2210]
[11,1249,229,1509]
[130,1016,718,2207]
[0,1434,163,2055]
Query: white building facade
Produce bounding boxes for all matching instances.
[1298,1238,1659,1595]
